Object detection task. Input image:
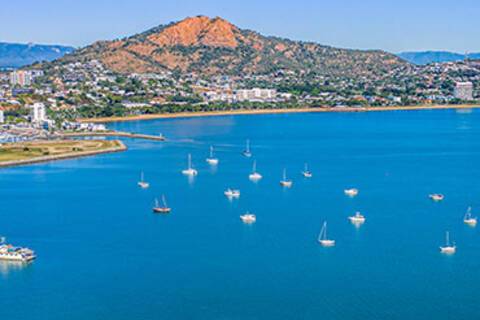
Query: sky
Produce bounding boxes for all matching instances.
[0,0,479,53]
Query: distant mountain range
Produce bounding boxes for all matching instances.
[0,42,74,68]
[398,51,480,65]
[49,15,406,77]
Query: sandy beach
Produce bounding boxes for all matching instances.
[78,104,480,123]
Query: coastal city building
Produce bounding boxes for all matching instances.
[454,82,474,100]
[0,110,4,123]
[9,70,44,87]
[10,70,33,87]
[31,102,47,122]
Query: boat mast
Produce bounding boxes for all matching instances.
[210,146,214,158]
[446,231,450,246]
[246,139,250,152]
[253,160,257,173]
[188,154,192,169]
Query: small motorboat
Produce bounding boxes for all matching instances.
[152,196,171,214]
[344,188,359,197]
[440,231,456,254]
[240,213,256,224]
[429,194,444,202]
[224,188,241,198]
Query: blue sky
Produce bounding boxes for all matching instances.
[1,0,479,53]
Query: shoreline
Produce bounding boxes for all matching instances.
[78,104,480,123]
[0,140,127,168]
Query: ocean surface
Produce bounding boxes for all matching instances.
[1,109,480,319]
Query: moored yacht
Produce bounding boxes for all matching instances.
[440,231,456,254]
[240,213,256,224]
[249,160,263,181]
[206,146,219,165]
[348,212,366,224]
[182,154,198,176]
[279,169,293,187]
[0,238,36,262]
[429,194,444,202]
[152,195,171,214]
[224,188,241,198]
[344,188,359,197]
[138,171,150,189]
[463,207,477,226]
[242,139,252,158]
[318,222,335,247]
[302,163,313,178]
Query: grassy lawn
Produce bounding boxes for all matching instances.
[0,140,123,163]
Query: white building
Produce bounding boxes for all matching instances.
[235,88,277,102]
[454,82,474,101]
[0,110,4,123]
[31,103,47,122]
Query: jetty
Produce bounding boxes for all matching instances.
[57,131,166,141]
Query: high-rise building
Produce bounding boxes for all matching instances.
[0,110,4,124]
[31,103,47,122]
[454,82,474,101]
[10,70,33,87]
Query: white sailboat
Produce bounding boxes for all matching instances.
[429,193,444,202]
[440,231,456,254]
[138,171,150,189]
[206,146,219,165]
[249,160,263,181]
[344,188,359,197]
[463,207,477,227]
[279,168,293,187]
[302,163,313,178]
[240,212,256,224]
[348,212,366,224]
[318,221,335,247]
[182,154,198,176]
[242,139,252,158]
[224,188,241,198]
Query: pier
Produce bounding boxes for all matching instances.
[57,131,166,141]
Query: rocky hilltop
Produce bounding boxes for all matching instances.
[56,15,407,77]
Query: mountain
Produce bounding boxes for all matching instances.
[54,15,407,77]
[0,42,75,68]
[398,51,480,65]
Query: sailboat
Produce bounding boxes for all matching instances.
[344,188,359,197]
[242,139,252,158]
[463,207,477,226]
[224,188,241,198]
[240,212,256,224]
[318,221,335,247]
[206,146,219,165]
[137,171,150,189]
[348,211,366,224]
[182,154,198,176]
[429,193,444,202]
[302,163,313,178]
[249,160,263,181]
[279,168,293,187]
[440,231,456,254]
[153,195,171,214]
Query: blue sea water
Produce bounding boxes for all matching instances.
[1,109,480,320]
